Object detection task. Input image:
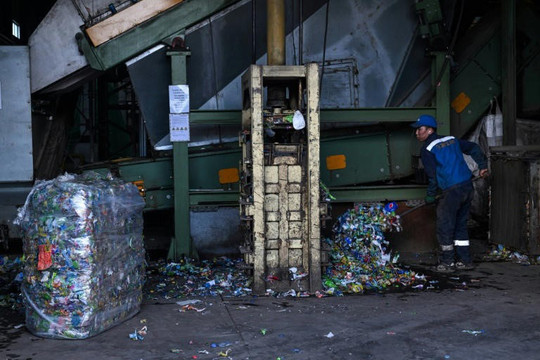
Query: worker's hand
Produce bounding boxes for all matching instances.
[425,195,437,204]
[479,169,489,178]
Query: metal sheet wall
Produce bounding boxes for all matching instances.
[0,46,33,182]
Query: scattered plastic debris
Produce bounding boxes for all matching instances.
[211,342,232,348]
[144,203,428,299]
[0,255,24,310]
[320,181,336,201]
[260,328,267,335]
[176,299,202,306]
[289,267,308,281]
[218,348,232,357]
[129,326,148,341]
[462,329,485,336]
[325,331,335,338]
[322,203,424,295]
[483,244,537,265]
[146,257,252,300]
[180,305,206,313]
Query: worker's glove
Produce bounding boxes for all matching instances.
[425,195,437,204]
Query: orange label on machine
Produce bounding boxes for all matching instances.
[219,168,240,184]
[326,155,346,170]
[451,92,471,113]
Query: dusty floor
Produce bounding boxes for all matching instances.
[1,261,539,360]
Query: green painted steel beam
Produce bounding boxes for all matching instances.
[188,108,436,125]
[190,110,242,124]
[80,0,241,71]
[189,190,239,206]
[320,108,436,123]
[328,185,427,203]
[169,50,195,261]
[186,186,428,205]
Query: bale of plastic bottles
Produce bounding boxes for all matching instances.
[15,172,146,339]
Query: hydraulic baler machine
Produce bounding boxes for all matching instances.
[239,64,325,295]
[238,0,326,295]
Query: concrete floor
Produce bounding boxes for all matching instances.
[1,261,539,360]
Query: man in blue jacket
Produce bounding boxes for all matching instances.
[412,114,489,273]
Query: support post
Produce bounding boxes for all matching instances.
[306,63,322,292]
[501,0,517,145]
[167,47,195,260]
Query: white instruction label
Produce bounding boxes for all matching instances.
[170,113,190,142]
[168,85,189,114]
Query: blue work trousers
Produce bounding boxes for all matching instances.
[436,181,474,264]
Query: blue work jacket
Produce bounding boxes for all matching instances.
[421,133,487,197]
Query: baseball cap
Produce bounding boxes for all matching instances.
[411,114,437,128]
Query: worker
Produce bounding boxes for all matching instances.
[411,114,488,273]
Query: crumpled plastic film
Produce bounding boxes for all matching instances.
[15,172,146,339]
[323,203,421,295]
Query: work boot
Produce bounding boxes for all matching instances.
[455,261,475,270]
[435,263,455,273]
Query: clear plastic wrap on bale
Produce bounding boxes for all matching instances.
[15,172,146,339]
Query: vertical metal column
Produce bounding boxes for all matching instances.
[167,48,194,260]
[501,0,517,145]
[244,65,266,294]
[306,63,322,292]
[267,0,285,65]
[433,51,450,135]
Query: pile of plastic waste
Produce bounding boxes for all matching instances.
[0,255,24,310]
[323,202,422,295]
[483,244,540,265]
[15,172,146,339]
[146,257,253,300]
